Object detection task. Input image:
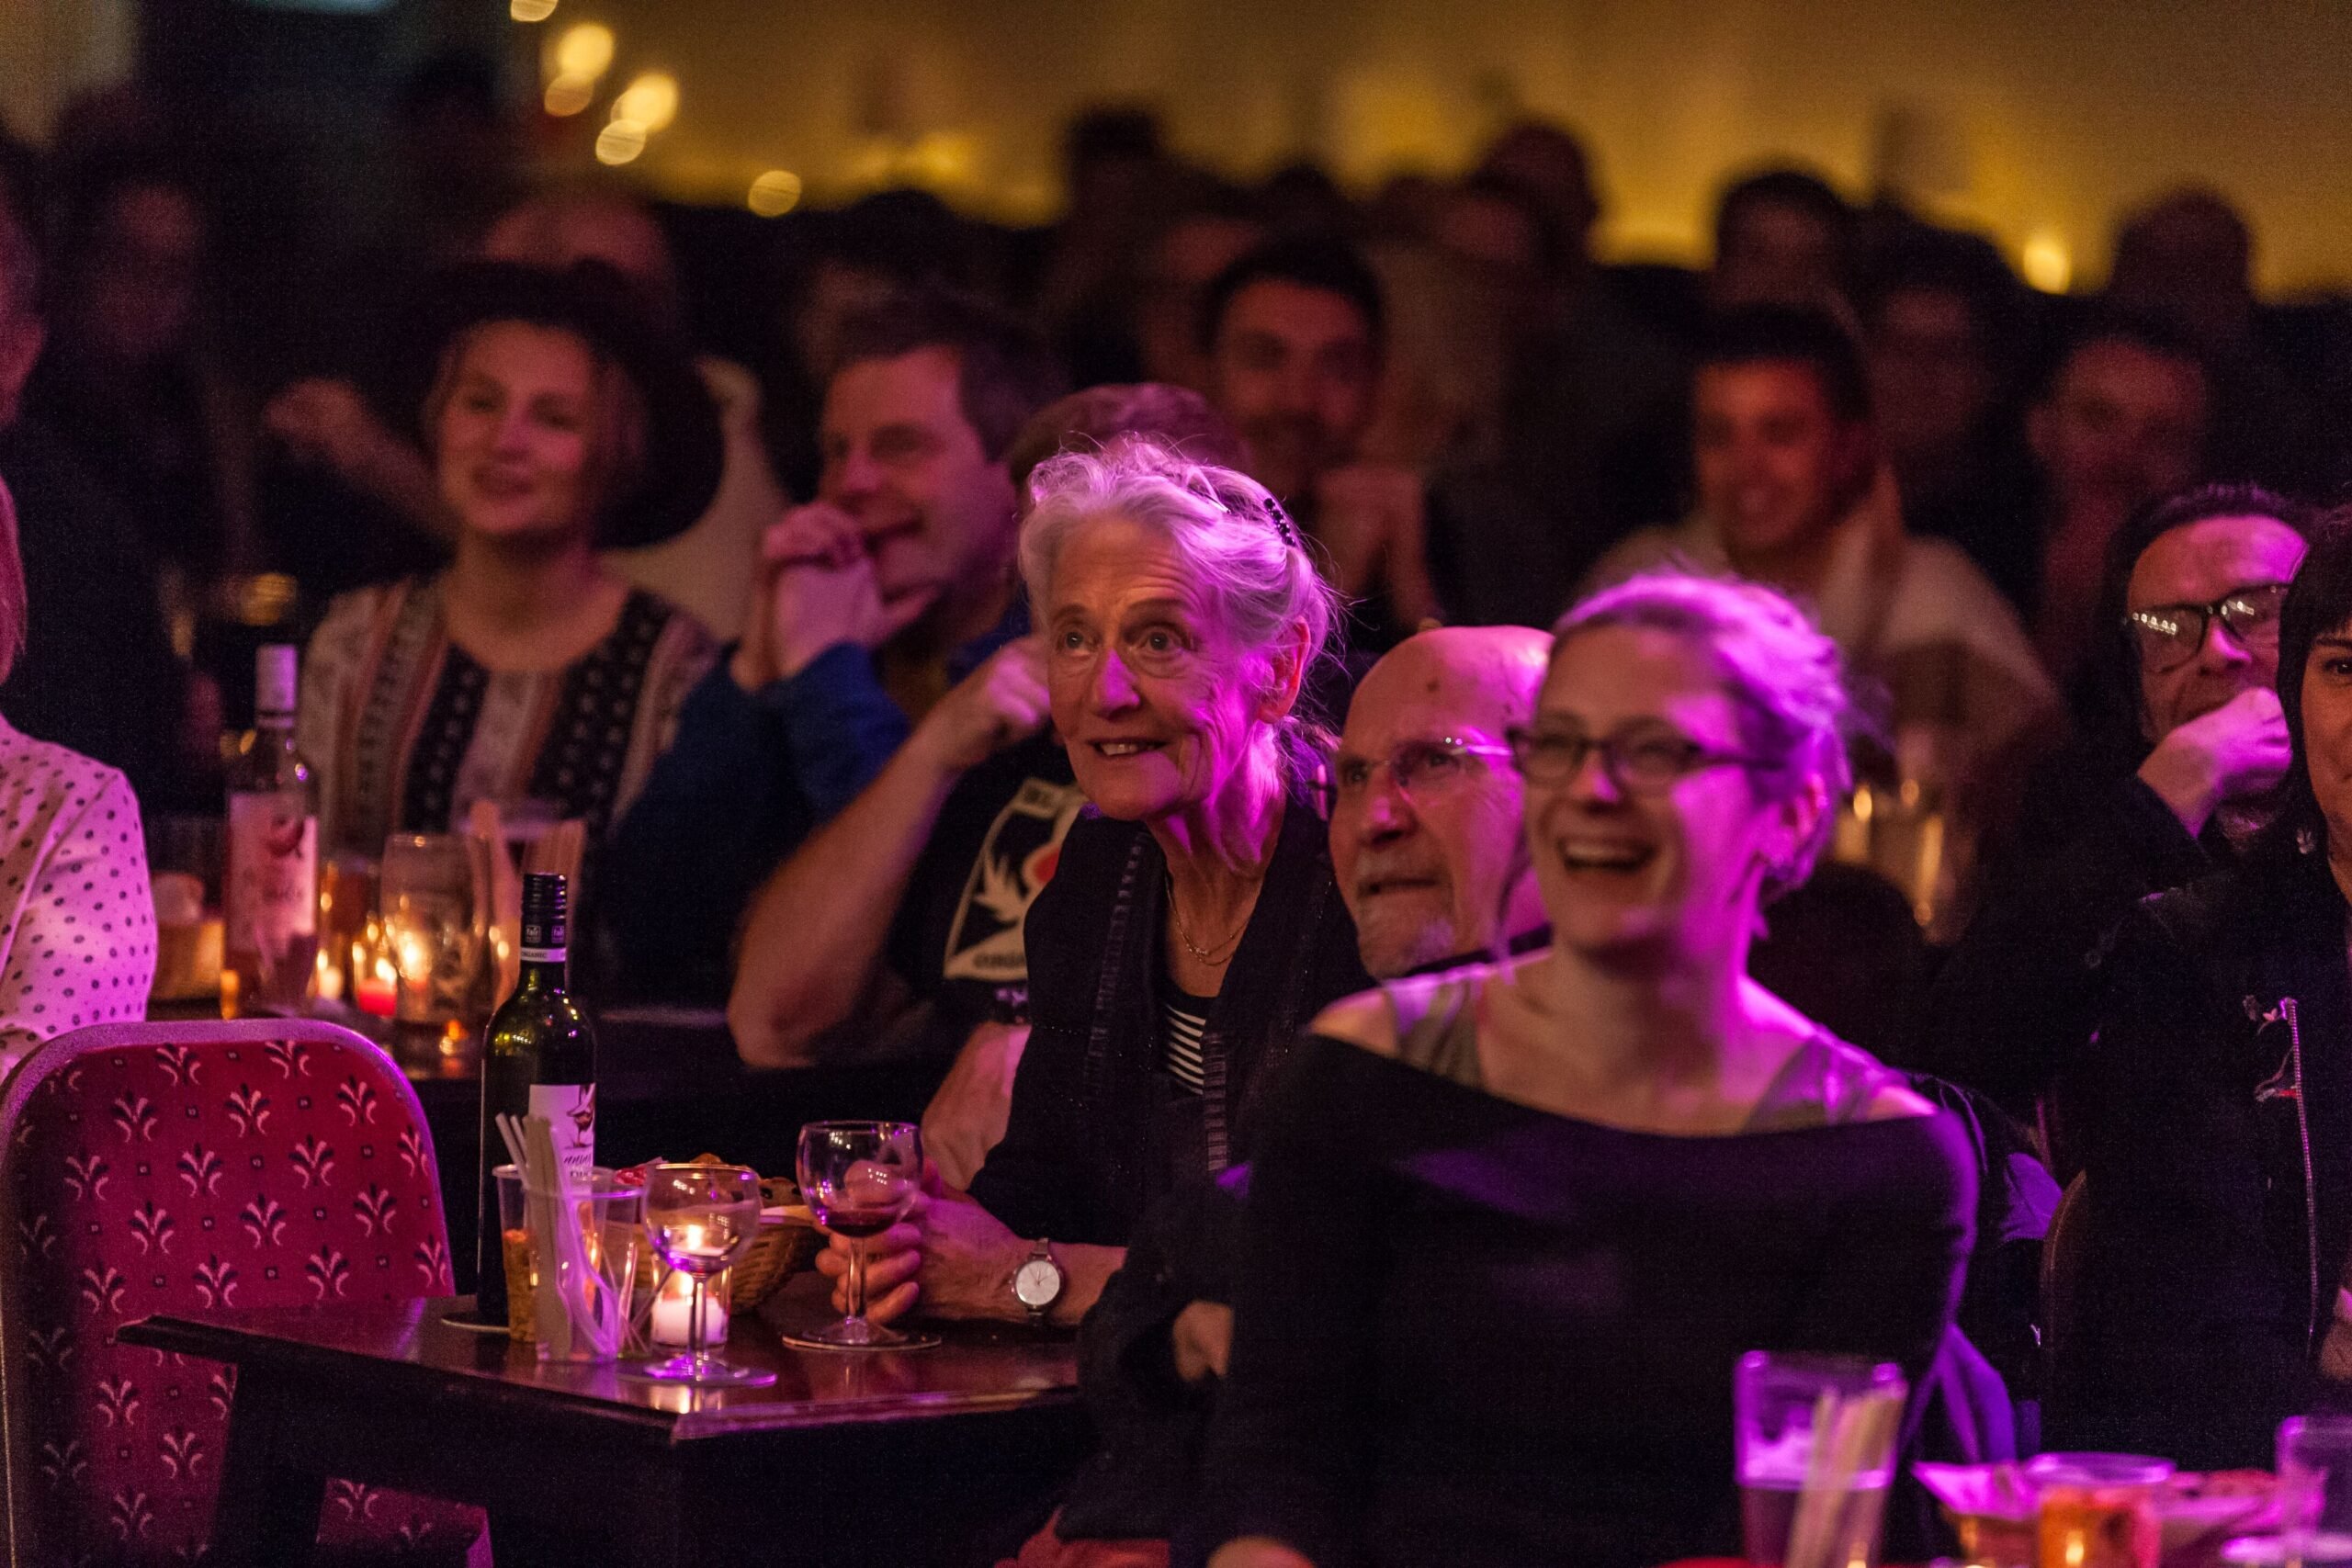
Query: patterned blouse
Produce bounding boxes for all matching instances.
[299,576,717,856]
[0,716,156,1074]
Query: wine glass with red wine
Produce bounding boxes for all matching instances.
[787,1121,936,1351]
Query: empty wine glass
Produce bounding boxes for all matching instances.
[619,1163,777,1387]
[786,1121,937,1351]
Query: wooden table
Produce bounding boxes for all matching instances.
[118,1271,1090,1568]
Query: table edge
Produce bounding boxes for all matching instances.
[117,1311,681,1436]
[119,1311,1084,1443]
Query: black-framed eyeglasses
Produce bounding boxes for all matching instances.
[1317,737,1512,814]
[1504,720,1765,795]
[2125,581,2290,674]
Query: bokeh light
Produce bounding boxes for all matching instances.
[554,22,615,80]
[747,170,803,218]
[2021,229,2073,293]
[543,73,595,117]
[613,73,679,133]
[509,0,558,20]
[595,119,648,166]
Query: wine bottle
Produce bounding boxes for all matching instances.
[475,872,597,1325]
[222,645,319,1016]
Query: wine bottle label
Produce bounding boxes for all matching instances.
[518,941,567,965]
[225,793,318,950]
[530,1082,595,1184]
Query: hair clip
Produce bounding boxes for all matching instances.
[1264,495,1302,551]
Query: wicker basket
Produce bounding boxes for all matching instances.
[729,1178,822,1312]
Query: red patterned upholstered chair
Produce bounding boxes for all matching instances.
[0,1020,488,1565]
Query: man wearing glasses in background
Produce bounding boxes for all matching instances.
[1920,483,2310,1135]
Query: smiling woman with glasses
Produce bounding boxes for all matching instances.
[1503,717,1768,795]
[1199,571,1974,1568]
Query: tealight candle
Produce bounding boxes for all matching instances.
[314,945,345,1003]
[355,950,398,1019]
[650,1265,729,1346]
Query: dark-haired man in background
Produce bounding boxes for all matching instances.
[2018,315,2211,694]
[1708,166,1858,313]
[1198,236,1436,649]
[0,183,189,810]
[599,291,1066,1001]
[1589,305,2057,828]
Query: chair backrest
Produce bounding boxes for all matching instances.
[2040,1169,2091,1373]
[0,1020,455,1564]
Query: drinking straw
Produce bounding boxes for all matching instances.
[520,1117,574,1358]
[495,1114,530,1176]
[1786,1389,1841,1568]
[1796,1390,1903,1568]
[502,1112,625,1357]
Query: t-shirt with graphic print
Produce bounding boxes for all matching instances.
[877,733,1081,1064]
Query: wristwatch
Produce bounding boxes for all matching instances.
[1012,1237,1066,1323]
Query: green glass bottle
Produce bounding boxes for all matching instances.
[475,872,596,1325]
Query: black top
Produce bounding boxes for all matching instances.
[1193,1035,1976,1568]
[966,795,1370,1247]
[1918,741,2221,1125]
[2053,850,2352,1467]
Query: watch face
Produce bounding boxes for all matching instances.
[1014,1258,1061,1308]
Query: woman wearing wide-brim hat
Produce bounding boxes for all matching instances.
[298,258,723,859]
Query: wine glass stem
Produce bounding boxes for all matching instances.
[846,1242,868,1326]
[686,1273,709,1370]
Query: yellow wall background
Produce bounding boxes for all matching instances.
[530,0,2346,292]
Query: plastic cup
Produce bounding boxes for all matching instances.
[494,1164,640,1361]
[1734,1351,1906,1567]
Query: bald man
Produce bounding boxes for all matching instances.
[1328,625,1553,977]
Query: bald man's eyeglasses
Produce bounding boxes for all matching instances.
[2126,582,2288,674]
[1318,739,1511,815]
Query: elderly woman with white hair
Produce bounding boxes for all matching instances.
[815,438,1367,1343]
[1195,573,1975,1568]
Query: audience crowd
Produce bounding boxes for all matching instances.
[12,69,2352,1566]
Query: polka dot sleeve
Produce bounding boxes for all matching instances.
[0,763,156,1073]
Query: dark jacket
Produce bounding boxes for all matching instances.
[1057,1168,1250,1540]
[2050,847,2352,1467]
[1918,746,2220,1122]
[967,793,1369,1247]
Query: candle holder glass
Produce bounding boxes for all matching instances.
[619,1163,776,1388]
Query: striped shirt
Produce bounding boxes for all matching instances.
[1163,982,1213,1093]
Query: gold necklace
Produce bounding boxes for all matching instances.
[1165,873,1246,965]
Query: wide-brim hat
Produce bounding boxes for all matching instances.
[403,258,723,550]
